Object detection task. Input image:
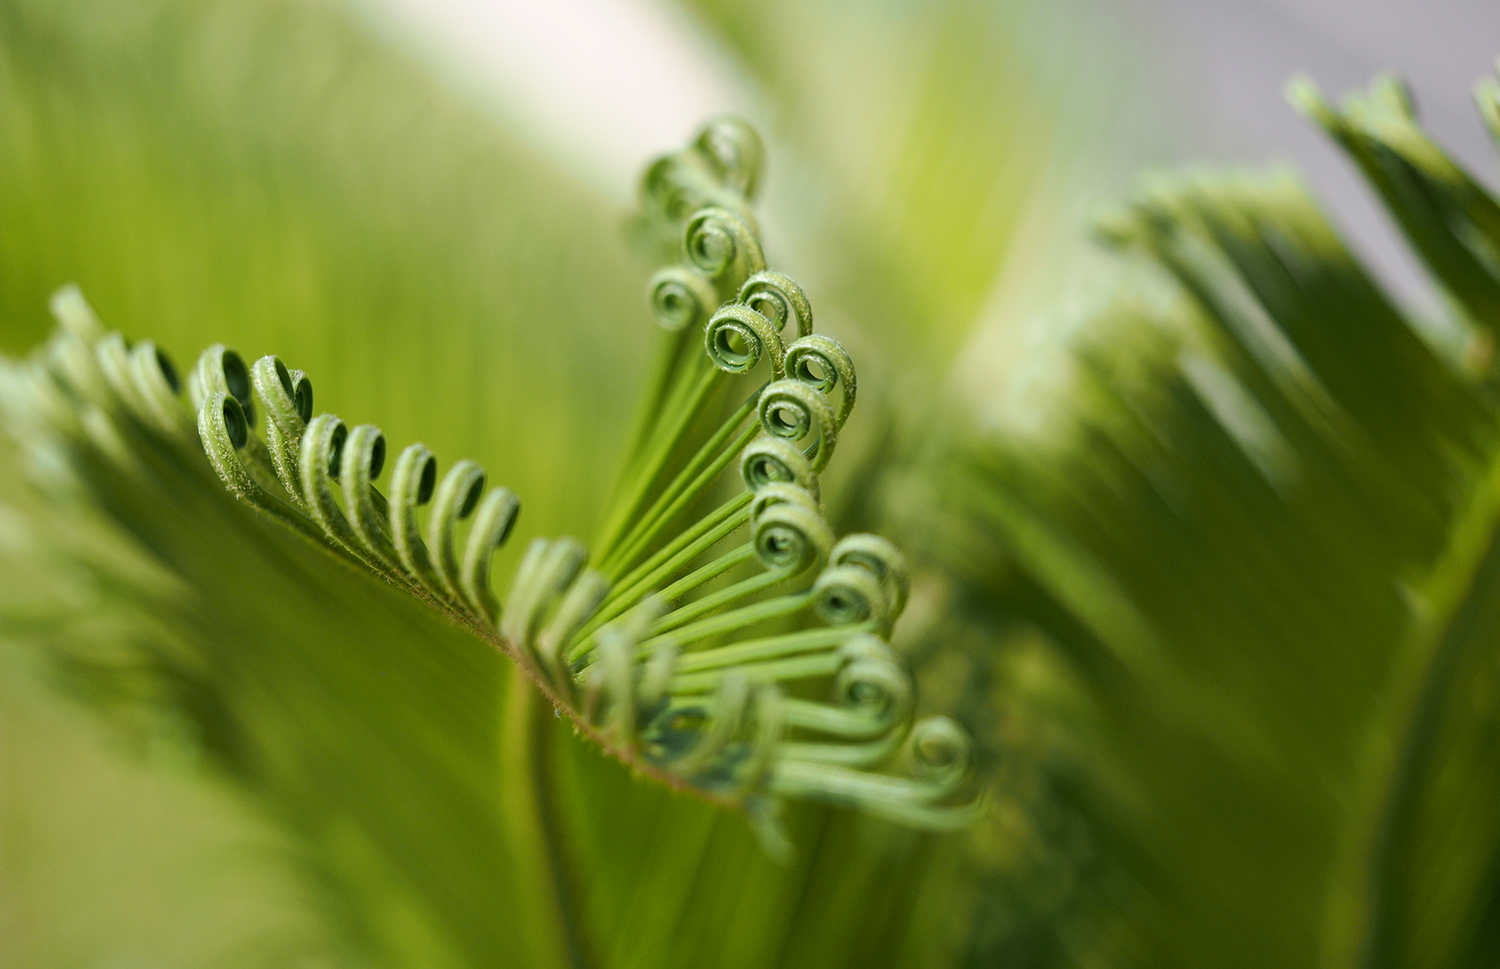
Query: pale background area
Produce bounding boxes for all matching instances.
[356,0,1500,292]
[352,0,1500,427]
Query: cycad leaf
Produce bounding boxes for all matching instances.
[0,2,983,967]
[944,66,1500,968]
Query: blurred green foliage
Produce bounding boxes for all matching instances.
[934,73,1500,967]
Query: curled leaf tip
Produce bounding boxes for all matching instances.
[578,120,980,834]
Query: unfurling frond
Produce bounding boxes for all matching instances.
[0,119,978,850]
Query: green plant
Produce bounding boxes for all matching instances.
[1,123,981,969]
[7,112,980,834]
[8,0,1500,966]
[936,65,1500,968]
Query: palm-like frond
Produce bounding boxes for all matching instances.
[939,65,1500,968]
